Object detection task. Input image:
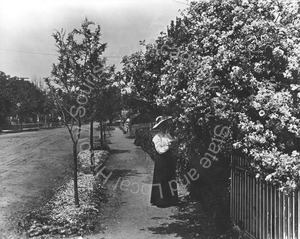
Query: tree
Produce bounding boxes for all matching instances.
[46,18,107,206]
[100,85,122,123]
[0,72,46,128]
[84,64,115,168]
[0,72,13,127]
[94,75,122,148]
[120,41,167,116]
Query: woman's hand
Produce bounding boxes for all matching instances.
[168,138,179,149]
[173,137,179,143]
[170,137,179,144]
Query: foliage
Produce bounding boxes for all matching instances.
[0,71,46,127]
[0,72,14,126]
[120,2,300,230]
[46,18,108,206]
[134,128,158,160]
[119,42,166,116]
[130,113,154,124]
[94,84,122,122]
[236,83,300,193]
[125,0,300,193]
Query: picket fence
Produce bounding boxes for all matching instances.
[230,155,300,239]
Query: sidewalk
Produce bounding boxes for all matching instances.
[88,128,219,239]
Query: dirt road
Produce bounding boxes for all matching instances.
[90,128,218,239]
[0,126,91,238]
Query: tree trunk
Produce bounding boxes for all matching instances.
[73,143,80,206]
[90,118,95,175]
[100,119,104,149]
[103,122,106,140]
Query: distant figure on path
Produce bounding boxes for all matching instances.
[124,118,130,134]
[150,116,179,208]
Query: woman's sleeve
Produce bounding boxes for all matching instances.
[152,134,169,154]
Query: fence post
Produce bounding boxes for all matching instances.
[283,195,286,239]
[288,195,291,239]
[271,185,274,239]
[256,177,258,237]
[251,174,254,234]
[298,190,300,239]
[293,192,296,239]
[275,186,279,239]
[246,170,249,231]
[230,156,233,220]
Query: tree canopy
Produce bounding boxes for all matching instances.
[0,71,46,127]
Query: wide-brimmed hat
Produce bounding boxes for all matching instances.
[152,116,172,129]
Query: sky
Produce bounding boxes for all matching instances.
[0,0,189,81]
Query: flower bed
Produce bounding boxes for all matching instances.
[21,150,110,238]
[78,150,109,169]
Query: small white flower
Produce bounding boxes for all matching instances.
[241,0,249,6]
[233,142,242,149]
[259,110,265,117]
[272,47,284,58]
[253,102,261,109]
[291,84,300,91]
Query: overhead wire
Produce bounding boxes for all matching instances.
[0,48,123,58]
[0,48,58,56]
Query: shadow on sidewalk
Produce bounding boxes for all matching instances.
[110,149,131,154]
[105,169,141,180]
[147,196,219,239]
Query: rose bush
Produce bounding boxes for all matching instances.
[152,0,300,193]
[119,0,300,231]
[235,83,300,193]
